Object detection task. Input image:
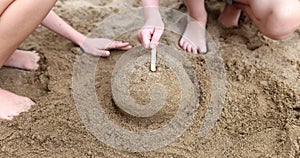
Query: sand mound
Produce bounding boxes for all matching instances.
[111,46,198,118]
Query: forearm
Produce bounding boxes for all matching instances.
[142,0,159,7]
[142,0,162,24]
[41,10,86,46]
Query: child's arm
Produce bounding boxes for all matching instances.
[138,0,164,49]
[41,10,86,46]
[142,0,159,6]
[41,11,132,56]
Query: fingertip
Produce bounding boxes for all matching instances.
[120,45,132,50]
[125,45,133,50]
[102,51,110,57]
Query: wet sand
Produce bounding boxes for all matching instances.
[0,0,299,157]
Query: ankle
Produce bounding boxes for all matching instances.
[188,12,207,25]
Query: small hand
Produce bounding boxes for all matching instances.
[138,7,164,49]
[80,38,132,57]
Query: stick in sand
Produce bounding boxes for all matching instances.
[150,44,157,72]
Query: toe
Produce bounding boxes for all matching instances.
[192,46,198,54]
[1,115,14,121]
[35,55,41,63]
[199,45,208,54]
[24,62,39,71]
[34,64,40,70]
[24,97,35,107]
[120,45,132,50]
[183,42,189,51]
[187,44,192,53]
[179,39,184,47]
[9,110,19,117]
[109,41,130,49]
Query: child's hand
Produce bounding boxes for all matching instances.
[80,38,132,57]
[138,7,164,49]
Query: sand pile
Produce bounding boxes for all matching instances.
[111,45,198,118]
[0,0,299,157]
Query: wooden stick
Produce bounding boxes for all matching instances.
[150,46,157,72]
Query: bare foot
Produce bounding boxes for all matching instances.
[218,4,242,28]
[0,88,34,120]
[4,50,40,70]
[179,17,207,54]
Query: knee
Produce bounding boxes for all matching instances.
[264,28,293,40]
[264,23,295,40]
[262,6,299,40]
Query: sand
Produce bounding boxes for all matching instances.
[0,0,299,157]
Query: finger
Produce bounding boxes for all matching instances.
[108,41,130,49]
[138,29,151,49]
[150,28,163,47]
[92,50,110,57]
[119,45,132,50]
[99,50,110,57]
[137,31,143,44]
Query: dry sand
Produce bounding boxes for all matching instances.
[0,0,299,157]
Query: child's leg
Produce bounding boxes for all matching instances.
[0,0,56,67]
[218,4,242,27]
[232,0,300,40]
[0,0,56,120]
[179,0,207,54]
